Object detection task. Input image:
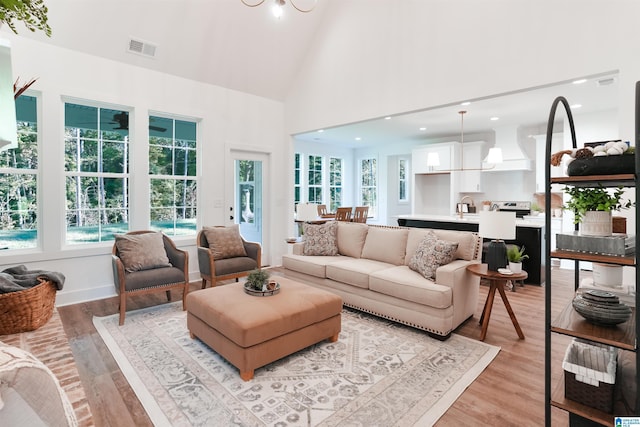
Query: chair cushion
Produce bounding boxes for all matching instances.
[214,257,258,277]
[115,232,170,273]
[303,221,338,256]
[361,227,408,266]
[122,266,186,291]
[408,231,458,280]
[204,225,247,260]
[336,222,368,258]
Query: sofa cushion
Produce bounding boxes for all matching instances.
[326,258,394,289]
[369,266,452,308]
[361,227,408,266]
[406,228,477,264]
[303,221,339,256]
[115,232,171,273]
[204,225,247,260]
[336,222,368,258]
[408,231,458,280]
[282,254,343,278]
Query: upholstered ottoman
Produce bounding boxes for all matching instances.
[186,276,342,381]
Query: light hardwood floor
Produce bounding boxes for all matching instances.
[58,267,581,427]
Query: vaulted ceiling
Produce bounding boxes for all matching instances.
[12,0,329,101]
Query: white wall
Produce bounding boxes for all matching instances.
[2,36,288,306]
[285,0,640,141]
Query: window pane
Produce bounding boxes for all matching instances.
[0,95,39,249]
[65,102,129,244]
[149,116,198,237]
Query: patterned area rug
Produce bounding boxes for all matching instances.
[94,302,499,427]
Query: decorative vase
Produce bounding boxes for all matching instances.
[508,262,522,274]
[579,211,612,237]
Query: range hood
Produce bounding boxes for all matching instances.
[482,125,532,171]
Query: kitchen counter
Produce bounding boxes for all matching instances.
[396,213,545,285]
[396,214,543,228]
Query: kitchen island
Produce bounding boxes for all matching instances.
[397,214,545,285]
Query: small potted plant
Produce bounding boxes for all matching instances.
[563,185,633,236]
[507,245,528,273]
[245,269,270,292]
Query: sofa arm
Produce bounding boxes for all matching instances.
[435,259,481,329]
[435,259,477,289]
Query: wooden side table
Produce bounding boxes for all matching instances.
[466,263,527,341]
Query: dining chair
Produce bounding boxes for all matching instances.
[353,206,369,223]
[335,207,352,222]
[317,204,335,218]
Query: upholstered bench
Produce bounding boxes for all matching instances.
[186,276,342,381]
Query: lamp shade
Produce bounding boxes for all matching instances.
[479,211,516,240]
[296,203,319,222]
[486,147,503,164]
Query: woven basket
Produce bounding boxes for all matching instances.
[563,338,617,413]
[0,280,56,335]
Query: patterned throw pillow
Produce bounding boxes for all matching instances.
[115,232,171,273]
[203,225,247,260]
[303,221,339,256]
[408,231,459,279]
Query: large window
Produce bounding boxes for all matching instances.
[294,153,301,207]
[307,155,322,203]
[64,103,129,244]
[0,95,38,249]
[149,116,197,236]
[360,157,377,217]
[329,157,343,211]
[399,158,408,202]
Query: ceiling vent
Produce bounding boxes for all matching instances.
[127,38,157,58]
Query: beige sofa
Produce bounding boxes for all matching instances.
[282,222,482,339]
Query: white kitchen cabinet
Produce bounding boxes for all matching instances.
[412,142,454,174]
[456,141,484,192]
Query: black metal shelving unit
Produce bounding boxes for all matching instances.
[543,83,640,426]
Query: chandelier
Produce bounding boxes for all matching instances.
[240,0,317,18]
[427,110,503,172]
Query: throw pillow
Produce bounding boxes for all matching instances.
[203,225,247,260]
[303,221,339,256]
[360,226,409,265]
[409,231,459,280]
[115,232,171,273]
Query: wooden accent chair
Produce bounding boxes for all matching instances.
[335,207,353,222]
[197,225,261,289]
[353,206,369,223]
[112,231,189,325]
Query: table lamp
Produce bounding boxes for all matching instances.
[296,203,319,222]
[479,211,516,271]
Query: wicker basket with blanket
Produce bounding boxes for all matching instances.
[0,265,65,335]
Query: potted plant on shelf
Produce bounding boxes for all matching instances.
[562,185,633,236]
[507,245,528,273]
[0,0,51,36]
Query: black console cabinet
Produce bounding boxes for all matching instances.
[397,217,545,285]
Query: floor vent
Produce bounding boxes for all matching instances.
[127,38,157,58]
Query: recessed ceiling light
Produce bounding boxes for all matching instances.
[572,79,587,85]
[490,117,499,121]
[419,127,427,131]
[571,104,582,109]
[355,137,361,141]
[384,116,391,120]
[317,129,324,133]
[460,101,471,106]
